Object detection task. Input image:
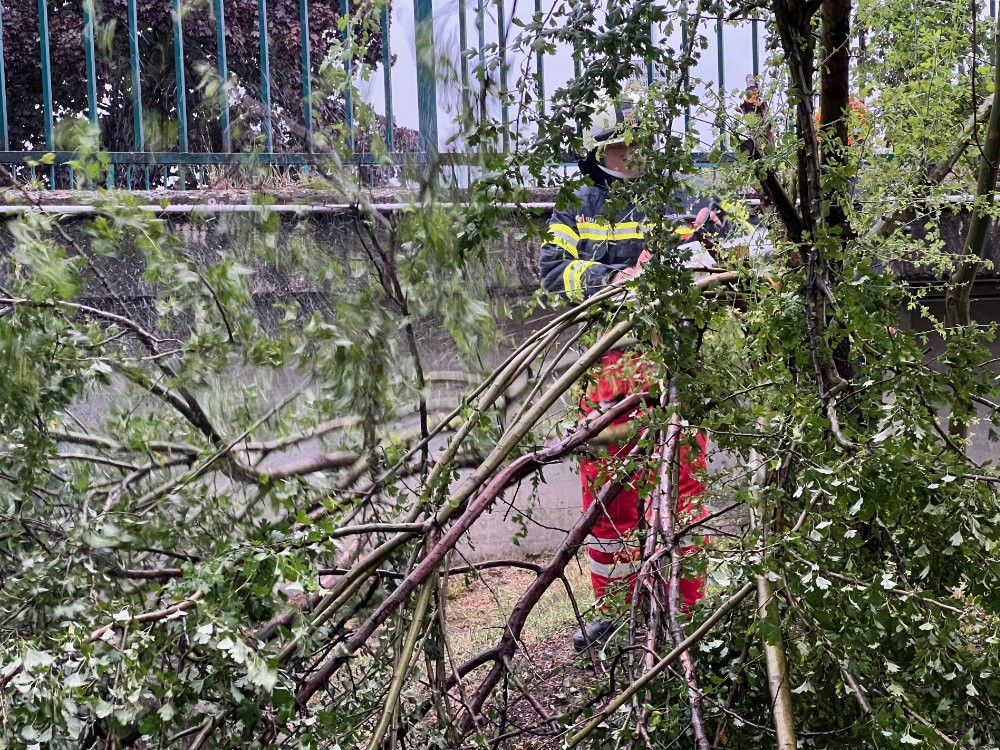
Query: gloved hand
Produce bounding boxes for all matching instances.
[611,249,653,284]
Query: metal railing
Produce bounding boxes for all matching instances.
[0,1,770,190]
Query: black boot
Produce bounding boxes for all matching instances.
[573,618,615,652]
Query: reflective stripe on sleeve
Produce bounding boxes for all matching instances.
[577,220,609,239]
[610,221,644,240]
[576,220,645,242]
[547,223,581,258]
[562,260,599,298]
[550,222,581,241]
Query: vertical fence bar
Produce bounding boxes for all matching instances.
[83,2,98,130]
[477,0,485,78]
[381,3,394,151]
[647,21,655,84]
[459,0,470,122]
[458,0,469,181]
[300,0,313,154]
[258,0,273,153]
[992,1,997,67]
[173,0,189,188]
[340,0,354,152]
[681,3,690,135]
[534,0,545,116]
[414,0,439,157]
[477,0,487,166]
[497,0,508,151]
[0,4,9,153]
[213,0,232,152]
[38,0,56,186]
[127,0,145,188]
[716,9,725,149]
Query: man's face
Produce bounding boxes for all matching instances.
[602,142,645,179]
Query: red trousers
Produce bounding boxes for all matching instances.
[580,351,708,611]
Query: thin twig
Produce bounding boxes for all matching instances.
[566,581,756,748]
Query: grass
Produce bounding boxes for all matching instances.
[443,555,595,668]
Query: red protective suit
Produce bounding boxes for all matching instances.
[580,350,708,611]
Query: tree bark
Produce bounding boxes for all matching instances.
[820,0,853,239]
[945,10,1000,439]
[751,435,798,750]
[757,575,798,750]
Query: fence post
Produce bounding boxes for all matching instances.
[381,3,394,152]
[681,1,690,135]
[126,0,147,188]
[83,1,100,186]
[534,0,545,117]
[258,0,273,153]
[497,0,508,151]
[213,0,232,152]
[413,0,438,157]
[340,0,354,152]
[83,2,98,130]
[0,4,9,152]
[38,0,55,185]
[173,0,189,187]
[458,0,469,122]
[716,8,726,150]
[300,0,313,154]
[752,18,760,79]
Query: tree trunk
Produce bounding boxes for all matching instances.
[750,437,799,750]
[946,10,1000,439]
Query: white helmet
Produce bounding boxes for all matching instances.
[581,82,646,156]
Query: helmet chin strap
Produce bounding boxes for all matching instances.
[597,162,632,180]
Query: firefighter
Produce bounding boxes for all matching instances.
[539,88,711,651]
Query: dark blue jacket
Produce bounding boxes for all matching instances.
[539,184,647,300]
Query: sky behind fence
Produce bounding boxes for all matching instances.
[365,0,766,152]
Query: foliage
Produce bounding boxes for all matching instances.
[2,0,1000,749]
[0,0,420,158]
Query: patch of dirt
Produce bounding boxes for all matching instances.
[497,644,599,749]
[444,565,606,749]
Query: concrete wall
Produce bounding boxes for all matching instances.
[12,192,999,561]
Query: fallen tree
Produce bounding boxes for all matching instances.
[2,0,1000,748]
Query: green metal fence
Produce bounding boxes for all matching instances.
[0,1,771,190]
[0,0,439,189]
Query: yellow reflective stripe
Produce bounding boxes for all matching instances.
[563,260,598,297]
[549,222,580,242]
[572,260,597,291]
[549,235,579,258]
[576,220,645,241]
[562,262,577,294]
[578,221,610,242]
[546,223,581,258]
